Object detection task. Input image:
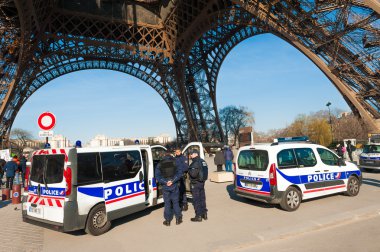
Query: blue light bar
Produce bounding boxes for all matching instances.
[276,136,309,143]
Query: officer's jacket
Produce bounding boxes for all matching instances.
[155,155,182,191]
[175,154,188,173]
[188,157,202,182]
[4,161,18,177]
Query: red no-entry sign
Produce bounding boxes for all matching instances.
[37,112,56,131]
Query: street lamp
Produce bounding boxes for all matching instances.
[326,102,333,143]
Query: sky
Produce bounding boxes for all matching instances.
[12,34,350,143]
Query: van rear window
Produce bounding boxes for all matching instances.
[238,150,269,171]
[30,155,65,184]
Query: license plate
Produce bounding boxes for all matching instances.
[366,161,374,164]
[245,182,259,189]
[29,206,41,215]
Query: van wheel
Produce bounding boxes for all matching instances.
[85,204,111,236]
[345,176,360,197]
[280,187,301,212]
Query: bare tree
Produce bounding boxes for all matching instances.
[219,105,254,145]
[10,128,33,155]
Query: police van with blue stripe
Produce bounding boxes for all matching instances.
[359,134,380,171]
[234,137,362,211]
[22,143,204,235]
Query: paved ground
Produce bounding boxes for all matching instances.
[1,156,380,252]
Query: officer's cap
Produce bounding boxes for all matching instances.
[190,149,199,155]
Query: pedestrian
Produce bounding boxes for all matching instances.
[224,146,234,172]
[336,144,344,158]
[346,140,356,162]
[188,149,208,222]
[174,148,189,211]
[20,155,27,187]
[3,156,18,190]
[214,148,224,172]
[155,151,183,226]
[0,158,6,187]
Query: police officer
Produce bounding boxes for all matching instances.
[3,157,18,190]
[174,148,189,211]
[155,151,183,226]
[188,149,208,222]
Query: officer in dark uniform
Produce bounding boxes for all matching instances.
[175,148,189,211]
[155,151,183,226]
[188,149,208,222]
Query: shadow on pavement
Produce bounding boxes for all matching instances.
[67,204,164,236]
[0,200,11,208]
[362,178,380,188]
[361,168,380,174]
[225,184,275,209]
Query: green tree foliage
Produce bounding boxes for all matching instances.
[219,105,254,145]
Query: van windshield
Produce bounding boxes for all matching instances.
[363,145,380,154]
[30,155,65,184]
[238,150,269,171]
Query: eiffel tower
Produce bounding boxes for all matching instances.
[0,0,379,145]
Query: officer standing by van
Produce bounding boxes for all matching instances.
[174,148,189,211]
[155,151,183,226]
[188,149,208,222]
[3,156,18,190]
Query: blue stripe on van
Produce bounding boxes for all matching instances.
[77,187,103,198]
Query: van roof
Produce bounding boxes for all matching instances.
[34,145,165,154]
[239,142,320,152]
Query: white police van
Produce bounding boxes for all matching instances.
[234,137,362,211]
[22,143,204,235]
[359,134,380,171]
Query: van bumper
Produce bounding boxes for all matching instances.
[22,211,64,232]
[22,201,86,232]
[234,186,283,204]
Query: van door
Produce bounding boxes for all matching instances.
[25,149,70,224]
[235,148,271,197]
[289,147,325,199]
[102,149,146,220]
[151,145,167,200]
[181,142,205,195]
[76,152,105,217]
[316,148,347,195]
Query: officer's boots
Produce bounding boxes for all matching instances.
[182,204,188,211]
[190,216,202,222]
[202,213,208,220]
[163,220,171,226]
[176,217,183,225]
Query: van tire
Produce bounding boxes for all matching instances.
[345,176,360,197]
[280,187,301,211]
[85,204,111,236]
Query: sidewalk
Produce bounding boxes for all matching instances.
[0,188,44,252]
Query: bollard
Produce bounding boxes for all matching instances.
[2,188,10,201]
[12,184,21,204]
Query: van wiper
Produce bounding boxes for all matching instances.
[43,158,49,190]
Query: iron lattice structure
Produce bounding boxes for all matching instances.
[0,0,379,144]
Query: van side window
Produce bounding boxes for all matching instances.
[78,153,102,185]
[101,151,142,182]
[294,148,317,167]
[317,148,339,166]
[277,149,297,169]
[237,150,269,171]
